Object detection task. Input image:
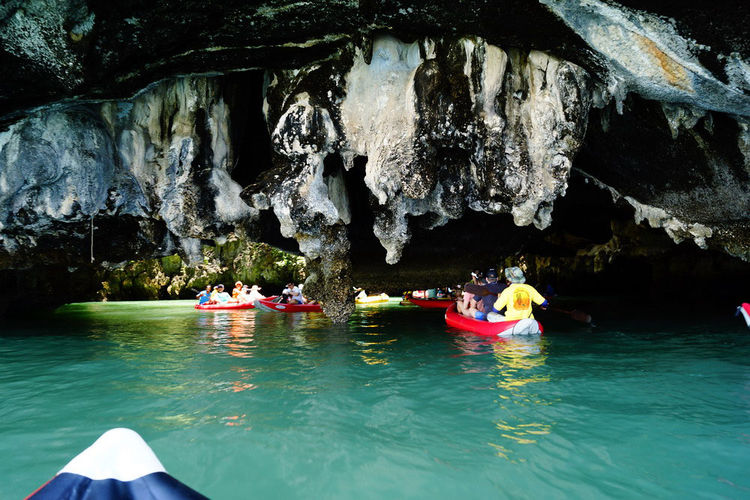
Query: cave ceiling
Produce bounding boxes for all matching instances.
[0,0,749,319]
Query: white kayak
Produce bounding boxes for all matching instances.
[27,428,206,499]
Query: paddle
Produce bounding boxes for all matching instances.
[253,299,278,312]
[463,283,495,296]
[548,307,593,324]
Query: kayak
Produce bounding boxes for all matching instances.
[27,428,206,499]
[356,293,390,304]
[445,303,543,337]
[255,297,322,313]
[408,297,454,309]
[194,301,255,310]
[738,303,750,328]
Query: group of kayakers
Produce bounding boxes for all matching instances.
[456,266,549,322]
[195,281,265,305]
[410,288,455,299]
[194,266,547,319]
[195,281,313,305]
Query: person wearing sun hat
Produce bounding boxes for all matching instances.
[213,284,231,303]
[231,281,244,300]
[243,284,265,303]
[487,266,548,322]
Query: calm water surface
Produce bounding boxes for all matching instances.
[1,300,749,499]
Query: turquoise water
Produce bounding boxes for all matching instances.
[1,299,749,499]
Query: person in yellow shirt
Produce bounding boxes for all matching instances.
[487,267,548,322]
[207,285,220,304]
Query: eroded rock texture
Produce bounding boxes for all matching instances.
[239,36,591,319]
[0,76,253,270]
[1,0,749,318]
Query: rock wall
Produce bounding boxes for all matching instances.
[244,36,591,319]
[0,76,254,270]
[1,0,749,320]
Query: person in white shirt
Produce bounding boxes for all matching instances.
[283,282,305,304]
[242,284,265,303]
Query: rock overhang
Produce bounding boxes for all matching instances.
[0,0,749,319]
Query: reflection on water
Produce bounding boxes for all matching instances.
[353,338,397,365]
[350,307,400,366]
[488,336,551,460]
[449,331,551,460]
[3,300,749,499]
[198,311,258,359]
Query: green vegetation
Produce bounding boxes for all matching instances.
[98,235,305,300]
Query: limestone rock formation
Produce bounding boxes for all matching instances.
[0,76,253,271]
[0,0,748,318]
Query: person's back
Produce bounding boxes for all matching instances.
[289,285,304,304]
[492,267,548,320]
[474,269,506,316]
[479,280,506,312]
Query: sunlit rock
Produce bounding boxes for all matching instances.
[1,0,749,315]
[541,0,750,117]
[255,35,591,269]
[0,76,253,267]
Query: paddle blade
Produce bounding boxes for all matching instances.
[570,309,592,324]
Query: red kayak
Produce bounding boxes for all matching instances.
[445,303,543,337]
[194,301,255,310]
[256,297,322,313]
[738,303,750,328]
[408,297,454,309]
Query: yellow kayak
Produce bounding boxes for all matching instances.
[355,293,390,304]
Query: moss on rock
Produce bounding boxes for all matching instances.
[98,234,305,300]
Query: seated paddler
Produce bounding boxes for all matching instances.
[214,284,231,303]
[486,267,548,323]
[196,285,212,305]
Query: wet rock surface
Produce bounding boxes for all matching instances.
[1,1,749,319]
